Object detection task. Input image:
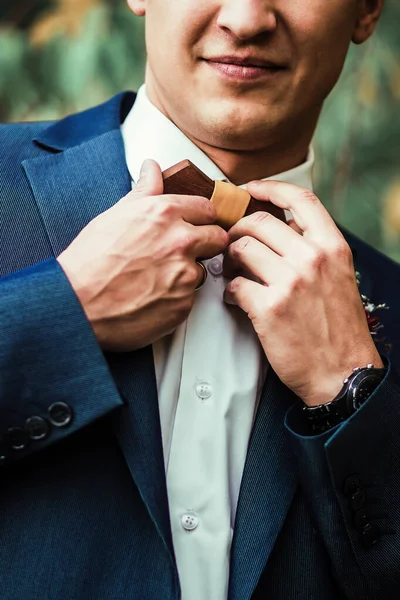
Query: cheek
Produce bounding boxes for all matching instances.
[145,0,207,62]
[289,0,357,36]
[290,2,356,96]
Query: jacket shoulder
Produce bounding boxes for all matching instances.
[342,226,399,273]
[342,227,400,366]
[0,122,57,275]
[0,121,54,205]
[0,121,54,164]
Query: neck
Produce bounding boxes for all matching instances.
[144,83,320,185]
[191,136,312,186]
[186,107,320,185]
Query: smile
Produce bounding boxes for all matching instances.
[203,58,286,81]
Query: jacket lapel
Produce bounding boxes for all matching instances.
[21,94,175,563]
[229,369,299,600]
[23,128,131,256]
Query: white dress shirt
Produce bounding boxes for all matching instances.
[121,85,314,600]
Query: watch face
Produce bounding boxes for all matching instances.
[304,367,386,433]
[351,372,385,410]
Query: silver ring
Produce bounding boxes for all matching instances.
[195,260,208,290]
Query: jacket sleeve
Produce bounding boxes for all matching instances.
[0,258,124,466]
[285,359,400,599]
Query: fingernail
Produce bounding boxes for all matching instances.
[223,289,233,305]
[140,159,152,178]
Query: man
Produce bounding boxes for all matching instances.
[0,0,399,598]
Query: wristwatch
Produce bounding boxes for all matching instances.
[303,363,387,433]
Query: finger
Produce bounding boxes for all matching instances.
[127,161,215,228]
[287,219,303,235]
[223,276,264,316]
[132,159,164,197]
[150,194,218,226]
[189,224,229,259]
[246,180,338,242]
[176,195,218,226]
[224,236,291,285]
[194,261,208,289]
[228,211,307,258]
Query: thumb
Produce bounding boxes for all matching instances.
[132,159,164,197]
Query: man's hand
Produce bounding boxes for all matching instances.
[223,180,383,407]
[58,159,228,352]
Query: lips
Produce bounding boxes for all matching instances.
[203,55,286,81]
[204,55,286,70]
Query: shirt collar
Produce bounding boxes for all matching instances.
[121,84,314,191]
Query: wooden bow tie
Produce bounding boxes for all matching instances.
[162,160,285,230]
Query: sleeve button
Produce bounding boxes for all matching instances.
[25,416,50,441]
[354,508,372,530]
[0,436,9,461]
[7,427,29,451]
[350,489,367,511]
[360,522,380,548]
[48,402,73,427]
[344,474,362,497]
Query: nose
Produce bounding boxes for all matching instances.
[217,0,278,41]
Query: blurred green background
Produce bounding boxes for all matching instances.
[1,0,400,262]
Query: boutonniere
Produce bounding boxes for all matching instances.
[356,270,391,352]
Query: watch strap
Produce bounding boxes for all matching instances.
[303,364,386,433]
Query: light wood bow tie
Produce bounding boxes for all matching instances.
[162,160,285,230]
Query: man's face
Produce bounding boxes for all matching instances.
[128,0,381,152]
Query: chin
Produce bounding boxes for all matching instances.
[194,103,271,149]
[201,123,269,151]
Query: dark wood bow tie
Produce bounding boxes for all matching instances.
[162,160,285,230]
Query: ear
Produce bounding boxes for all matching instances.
[352,0,385,44]
[127,0,146,18]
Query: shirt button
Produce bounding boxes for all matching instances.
[208,258,223,276]
[195,381,213,400]
[181,512,199,532]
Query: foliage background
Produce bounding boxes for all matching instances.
[1,0,399,262]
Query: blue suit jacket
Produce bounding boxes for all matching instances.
[1,93,400,600]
